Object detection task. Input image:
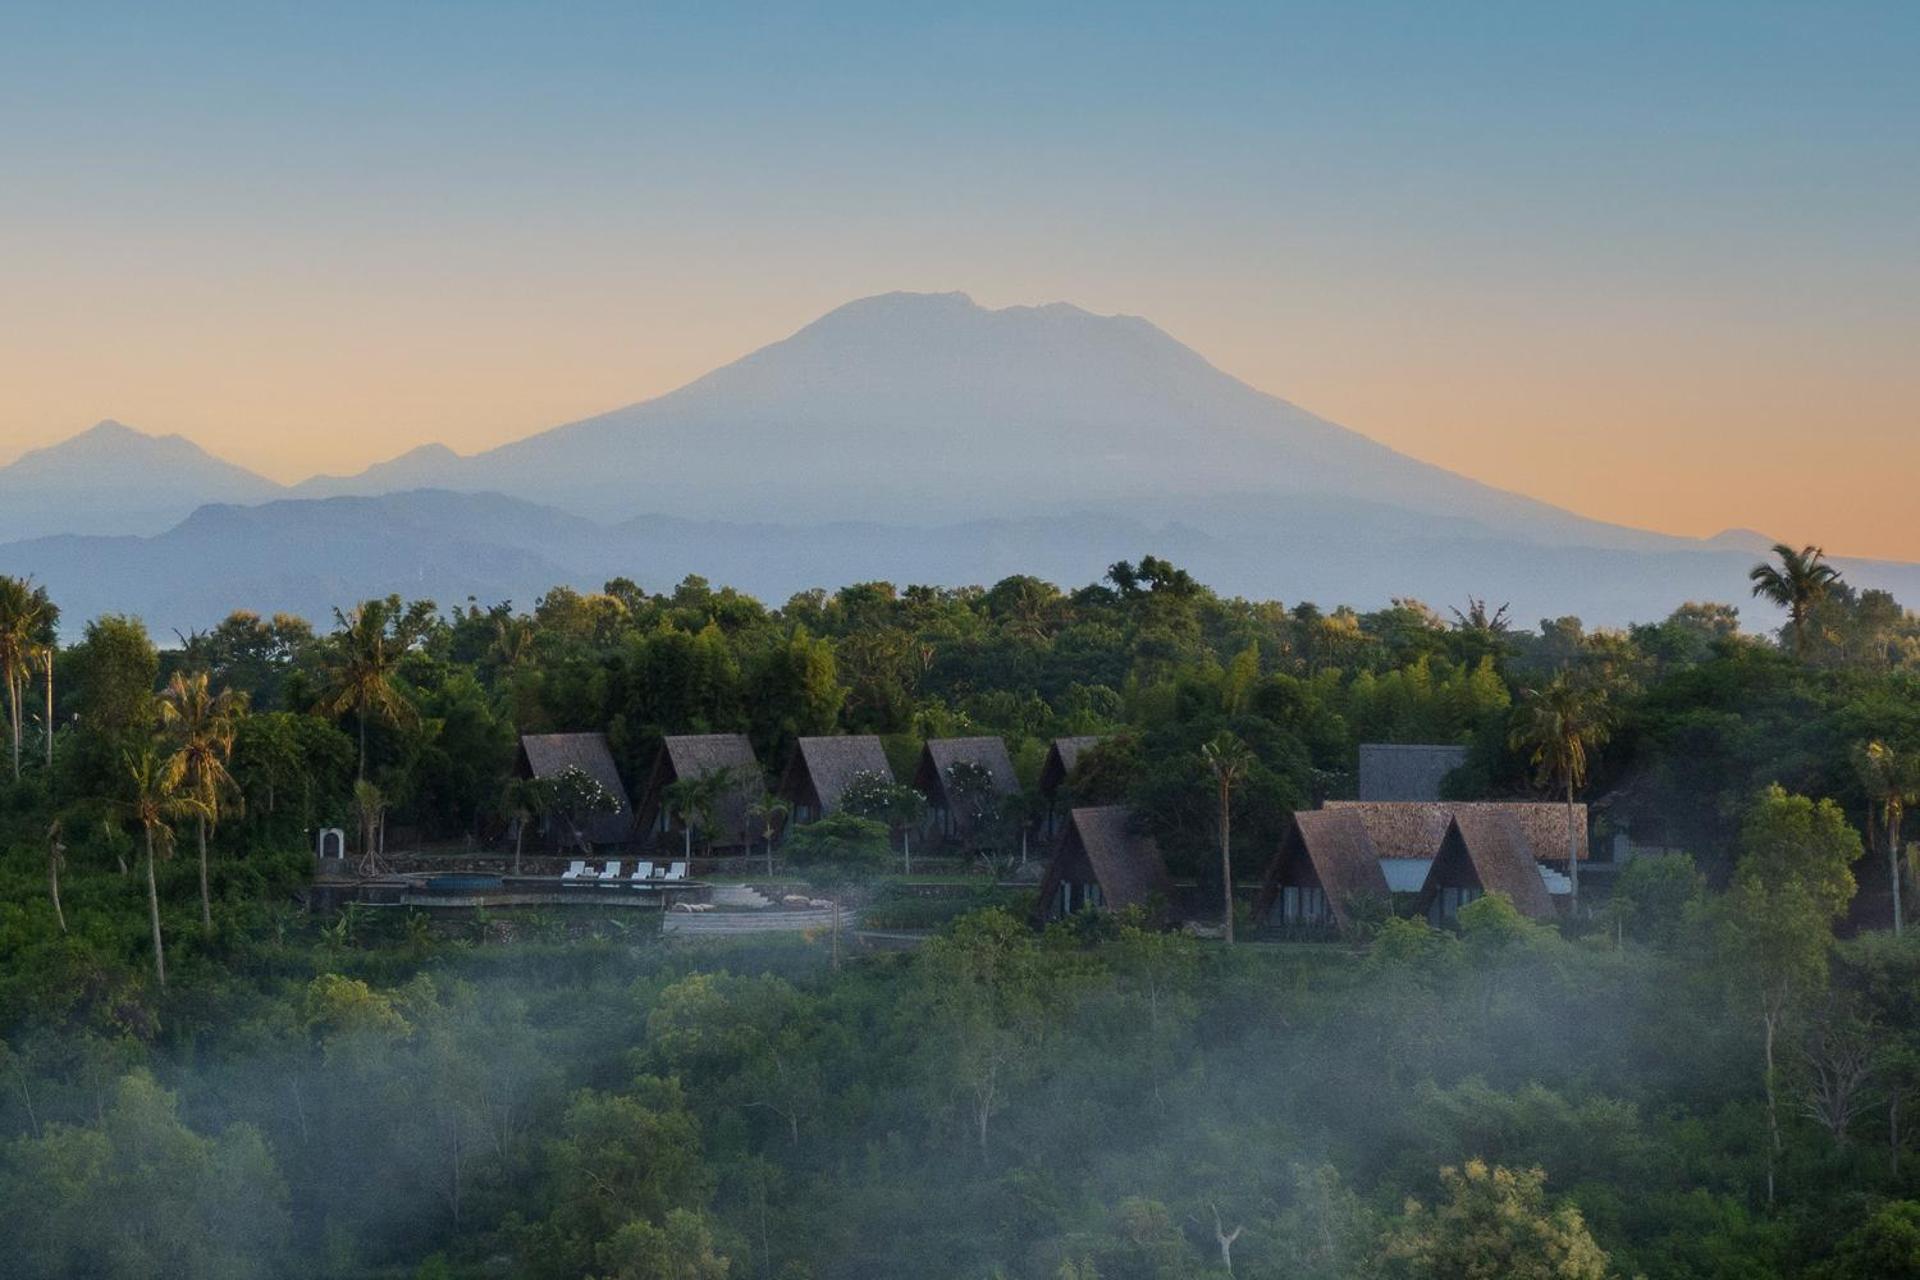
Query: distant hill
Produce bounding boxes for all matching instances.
[0,420,284,542]
[11,486,1920,639]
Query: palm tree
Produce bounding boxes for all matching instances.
[1509,672,1614,912]
[123,745,201,987]
[28,586,57,772]
[663,768,735,860]
[318,600,420,777]
[1201,731,1255,944]
[502,776,550,876]
[159,671,248,933]
[748,794,791,876]
[1749,543,1843,659]
[0,575,49,781]
[1856,740,1920,936]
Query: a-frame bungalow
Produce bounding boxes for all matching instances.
[635,733,766,851]
[778,735,894,824]
[515,732,636,849]
[1035,805,1173,924]
[1413,809,1557,923]
[1252,809,1392,933]
[913,736,1019,840]
[1035,735,1103,838]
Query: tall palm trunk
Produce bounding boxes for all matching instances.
[1889,813,1905,937]
[1219,778,1235,944]
[48,844,65,935]
[196,814,213,934]
[1566,773,1580,912]
[42,652,53,770]
[5,664,19,781]
[145,826,167,987]
[358,710,368,779]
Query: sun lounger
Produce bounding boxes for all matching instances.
[630,861,655,884]
[664,862,689,882]
[561,860,590,884]
[597,860,621,881]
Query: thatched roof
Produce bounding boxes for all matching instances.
[915,737,1019,808]
[1038,735,1104,797]
[1253,809,1390,930]
[638,734,766,846]
[1415,811,1556,919]
[516,733,635,845]
[1047,806,1172,915]
[1323,800,1589,862]
[1358,743,1469,801]
[780,735,893,814]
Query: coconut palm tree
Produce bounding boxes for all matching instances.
[748,794,791,876]
[0,575,49,781]
[1749,543,1843,659]
[159,671,248,933]
[1201,731,1256,944]
[318,600,420,777]
[1856,740,1920,936]
[1510,672,1614,911]
[122,744,202,987]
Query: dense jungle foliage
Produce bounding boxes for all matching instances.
[4,551,1920,1278]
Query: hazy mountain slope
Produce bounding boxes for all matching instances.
[0,420,284,541]
[11,486,1920,640]
[319,292,1685,550]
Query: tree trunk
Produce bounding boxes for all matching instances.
[48,847,65,935]
[1763,1004,1780,1206]
[42,654,53,770]
[197,814,213,934]
[903,829,911,876]
[766,829,775,877]
[1567,774,1580,913]
[1220,780,1235,944]
[5,665,19,781]
[1890,819,1905,937]
[513,818,524,876]
[357,710,367,779]
[145,827,167,988]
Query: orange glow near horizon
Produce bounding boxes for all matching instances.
[3,275,1915,562]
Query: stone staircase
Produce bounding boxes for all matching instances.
[664,907,839,935]
[710,884,774,909]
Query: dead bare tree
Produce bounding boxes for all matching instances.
[1209,1202,1245,1276]
[1800,1010,1877,1144]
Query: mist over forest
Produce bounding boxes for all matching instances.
[3,550,1920,1279]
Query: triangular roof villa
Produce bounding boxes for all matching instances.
[1321,800,1589,864]
[1037,735,1104,799]
[1035,806,1173,923]
[914,736,1019,837]
[1413,810,1557,922]
[515,732,636,848]
[778,735,894,823]
[636,734,766,849]
[1252,809,1391,932]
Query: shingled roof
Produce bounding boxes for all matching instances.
[779,735,893,815]
[516,733,635,845]
[1034,805,1173,920]
[1358,743,1470,801]
[915,737,1019,807]
[638,734,766,847]
[1038,735,1104,797]
[1253,809,1391,930]
[1414,810,1556,920]
[1322,800,1589,863]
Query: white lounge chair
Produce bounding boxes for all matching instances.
[597,860,622,882]
[664,862,689,882]
[561,860,589,884]
[630,861,655,884]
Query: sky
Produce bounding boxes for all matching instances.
[2,2,1917,554]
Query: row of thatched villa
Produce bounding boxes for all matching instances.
[515,729,1074,852]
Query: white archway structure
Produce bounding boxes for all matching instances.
[316,827,347,860]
